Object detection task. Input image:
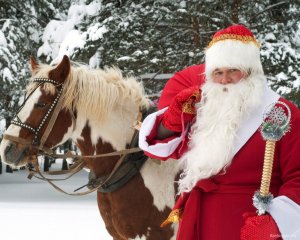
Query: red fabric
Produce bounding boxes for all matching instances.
[240,213,282,240]
[162,86,201,132]
[158,64,206,110]
[213,25,254,39]
[175,179,281,240]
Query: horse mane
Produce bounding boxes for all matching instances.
[28,62,149,121]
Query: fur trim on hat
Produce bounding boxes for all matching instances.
[205,39,264,80]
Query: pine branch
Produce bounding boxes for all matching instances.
[249,1,289,23]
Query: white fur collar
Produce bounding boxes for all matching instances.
[233,85,280,155]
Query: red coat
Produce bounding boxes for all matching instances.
[175,102,300,239]
[145,64,300,239]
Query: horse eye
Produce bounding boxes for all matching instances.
[35,102,46,108]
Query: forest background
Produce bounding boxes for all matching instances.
[0,0,299,134]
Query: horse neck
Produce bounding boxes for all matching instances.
[72,103,138,150]
[75,133,120,177]
[70,101,140,176]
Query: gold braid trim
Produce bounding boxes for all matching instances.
[207,34,260,48]
[160,209,183,227]
[182,91,200,114]
[260,140,276,197]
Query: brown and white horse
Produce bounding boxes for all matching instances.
[0,55,179,240]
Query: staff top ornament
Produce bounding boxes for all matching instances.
[261,101,291,141]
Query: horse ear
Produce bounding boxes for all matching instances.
[49,55,70,83]
[30,56,39,73]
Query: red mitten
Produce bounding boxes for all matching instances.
[240,212,282,240]
[162,86,201,132]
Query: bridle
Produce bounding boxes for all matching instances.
[6,77,65,151]
[4,77,145,196]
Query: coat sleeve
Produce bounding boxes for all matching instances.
[267,102,300,239]
[139,64,205,160]
[138,108,189,160]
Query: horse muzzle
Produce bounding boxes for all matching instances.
[0,140,30,167]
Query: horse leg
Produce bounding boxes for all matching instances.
[97,192,125,239]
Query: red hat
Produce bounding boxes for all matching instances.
[205,25,263,79]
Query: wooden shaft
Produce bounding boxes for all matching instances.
[260,140,276,197]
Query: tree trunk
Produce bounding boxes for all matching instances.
[231,0,242,23]
[191,16,201,48]
[44,156,50,172]
[6,165,13,173]
[62,159,68,170]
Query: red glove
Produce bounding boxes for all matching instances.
[162,86,201,132]
[240,212,282,240]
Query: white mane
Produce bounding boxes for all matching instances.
[28,63,150,122]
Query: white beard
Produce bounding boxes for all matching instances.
[178,74,266,194]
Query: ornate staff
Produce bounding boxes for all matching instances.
[253,101,291,215]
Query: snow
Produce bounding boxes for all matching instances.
[85,24,108,41]
[118,56,133,61]
[0,119,5,135]
[3,67,13,83]
[0,162,113,240]
[38,20,76,61]
[0,30,7,47]
[38,1,107,63]
[58,30,86,56]
[68,1,101,25]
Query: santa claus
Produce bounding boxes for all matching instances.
[139,25,300,240]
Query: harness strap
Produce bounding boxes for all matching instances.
[51,147,143,159]
[95,151,147,193]
[28,159,87,181]
[28,159,99,196]
[97,111,143,188]
[87,108,151,193]
[3,134,143,159]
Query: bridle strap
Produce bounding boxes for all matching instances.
[39,87,64,149]
[3,134,53,155]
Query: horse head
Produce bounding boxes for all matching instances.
[1,55,149,170]
[0,55,74,167]
[0,55,179,239]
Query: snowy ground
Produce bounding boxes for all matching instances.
[0,161,112,240]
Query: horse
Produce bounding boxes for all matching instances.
[0,55,180,240]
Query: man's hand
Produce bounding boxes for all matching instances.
[162,86,201,132]
[240,212,282,240]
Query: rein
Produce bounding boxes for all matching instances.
[3,134,142,160]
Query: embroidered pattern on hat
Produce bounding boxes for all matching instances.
[207,34,260,48]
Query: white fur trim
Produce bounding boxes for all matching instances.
[232,85,280,155]
[205,40,264,79]
[268,196,300,240]
[139,86,279,159]
[139,107,182,158]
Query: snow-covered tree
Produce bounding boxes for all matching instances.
[0,0,70,124]
[1,0,300,123]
